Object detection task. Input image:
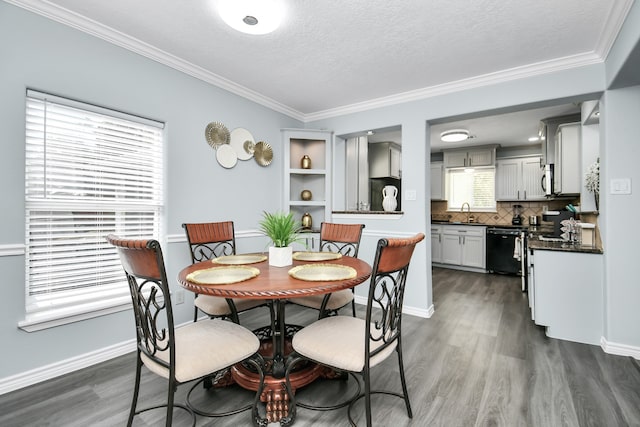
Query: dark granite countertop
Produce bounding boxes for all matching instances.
[527,226,603,254]
[333,210,403,215]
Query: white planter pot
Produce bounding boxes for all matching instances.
[269,246,293,267]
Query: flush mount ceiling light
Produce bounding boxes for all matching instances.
[218,0,285,35]
[440,129,470,143]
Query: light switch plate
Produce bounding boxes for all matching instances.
[610,178,632,195]
[405,189,417,200]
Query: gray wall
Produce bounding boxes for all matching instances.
[0,2,300,379]
[1,0,640,386]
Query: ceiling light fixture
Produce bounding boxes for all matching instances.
[218,0,285,35]
[528,136,540,142]
[440,129,470,143]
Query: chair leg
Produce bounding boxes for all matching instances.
[280,352,305,427]
[396,342,413,418]
[127,354,143,427]
[364,365,372,427]
[246,353,268,427]
[193,305,199,322]
[166,378,176,427]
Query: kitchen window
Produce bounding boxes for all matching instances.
[446,167,496,211]
[20,90,164,331]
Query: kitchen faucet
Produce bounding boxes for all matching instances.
[461,202,471,223]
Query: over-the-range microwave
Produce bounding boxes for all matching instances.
[542,163,554,196]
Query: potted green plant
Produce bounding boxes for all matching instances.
[258,211,303,266]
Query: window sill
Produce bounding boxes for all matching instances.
[18,297,131,332]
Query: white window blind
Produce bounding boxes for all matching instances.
[447,167,496,211]
[23,90,164,325]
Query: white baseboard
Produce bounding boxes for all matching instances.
[601,336,640,360]
[354,295,433,319]
[0,339,136,396]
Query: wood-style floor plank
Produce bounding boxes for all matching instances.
[2,267,640,426]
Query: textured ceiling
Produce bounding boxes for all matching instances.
[8,0,632,121]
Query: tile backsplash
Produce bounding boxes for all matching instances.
[431,199,579,225]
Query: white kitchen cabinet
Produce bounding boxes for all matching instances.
[443,147,495,168]
[430,225,442,263]
[283,129,332,230]
[430,162,444,200]
[438,225,486,271]
[554,123,581,195]
[530,249,603,345]
[369,142,401,179]
[496,156,545,201]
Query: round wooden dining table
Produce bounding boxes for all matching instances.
[177,253,372,423]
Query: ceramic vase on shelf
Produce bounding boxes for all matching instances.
[301,212,312,229]
[301,155,311,169]
[382,185,398,212]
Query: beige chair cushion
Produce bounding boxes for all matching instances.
[290,289,354,311]
[292,316,397,372]
[140,318,259,383]
[195,295,265,316]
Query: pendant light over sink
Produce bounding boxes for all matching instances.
[440,129,470,143]
[217,0,286,35]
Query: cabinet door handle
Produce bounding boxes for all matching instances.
[524,190,527,200]
[517,190,520,200]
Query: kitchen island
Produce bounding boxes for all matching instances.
[526,224,604,346]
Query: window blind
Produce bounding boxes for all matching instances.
[24,90,164,316]
[447,167,496,211]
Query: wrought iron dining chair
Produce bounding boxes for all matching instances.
[182,221,268,323]
[105,234,267,427]
[282,233,425,427]
[289,222,365,318]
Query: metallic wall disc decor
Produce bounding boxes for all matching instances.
[216,144,238,168]
[254,141,273,166]
[205,121,230,149]
[230,127,255,161]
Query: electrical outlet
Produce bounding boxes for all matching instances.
[175,290,185,305]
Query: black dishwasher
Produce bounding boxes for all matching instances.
[486,227,523,275]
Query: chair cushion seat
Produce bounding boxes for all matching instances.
[292,316,397,372]
[195,295,265,316]
[140,318,259,383]
[289,289,354,311]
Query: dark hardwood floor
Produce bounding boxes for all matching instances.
[2,267,640,426]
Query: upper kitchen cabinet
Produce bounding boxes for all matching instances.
[283,129,332,230]
[369,141,401,178]
[554,123,581,195]
[496,156,545,201]
[443,146,495,168]
[430,161,444,200]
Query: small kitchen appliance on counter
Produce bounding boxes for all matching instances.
[542,210,575,237]
[511,204,523,225]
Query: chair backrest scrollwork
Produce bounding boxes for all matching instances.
[319,222,365,257]
[365,233,425,359]
[106,234,174,370]
[182,221,236,263]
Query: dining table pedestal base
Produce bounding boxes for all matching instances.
[232,358,340,423]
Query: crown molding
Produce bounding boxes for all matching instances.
[7,0,630,124]
[305,51,604,122]
[5,0,306,122]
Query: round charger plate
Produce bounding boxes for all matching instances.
[186,266,260,285]
[230,128,255,161]
[254,141,273,166]
[205,121,230,149]
[288,264,356,282]
[216,144,238,168]
[212,254,267,265]
[292,252,342,262]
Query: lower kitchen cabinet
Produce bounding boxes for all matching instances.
[530,249,603,345]
[436,225,486,271]
[431,225,443,263]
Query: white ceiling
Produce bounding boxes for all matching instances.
[7,0,631,145]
